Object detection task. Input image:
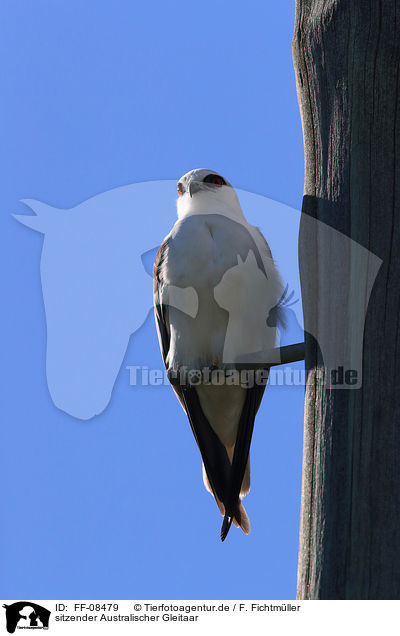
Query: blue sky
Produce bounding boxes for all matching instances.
[1,1,305,599]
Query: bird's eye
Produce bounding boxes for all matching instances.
[177,182,184,195]
[203,174,226,187]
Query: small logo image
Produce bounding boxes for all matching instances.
[2,602,51,633]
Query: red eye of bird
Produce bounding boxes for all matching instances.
[203,174,225,187]
[177,182,183,195]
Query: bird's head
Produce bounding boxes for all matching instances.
[176,169,242,219]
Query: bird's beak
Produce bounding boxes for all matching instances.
[187,178,201,198]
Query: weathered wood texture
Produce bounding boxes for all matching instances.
[293,1,400,598]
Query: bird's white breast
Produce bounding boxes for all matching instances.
[160,213,282,372]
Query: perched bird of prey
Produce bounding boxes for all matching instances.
[153,169,283,541]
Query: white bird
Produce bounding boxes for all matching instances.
[153,169,283,541]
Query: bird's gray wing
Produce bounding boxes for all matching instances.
[153,240,240,530]
[220,383,267,539]
[180,387,236,518]
[153,240,171,367]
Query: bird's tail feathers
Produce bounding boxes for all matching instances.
[220,501,250,541]
[220,514,234,542]
[238,501,250,534]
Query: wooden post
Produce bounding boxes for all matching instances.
[293,0,400,599]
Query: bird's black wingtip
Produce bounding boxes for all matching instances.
[220,515,233,542]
